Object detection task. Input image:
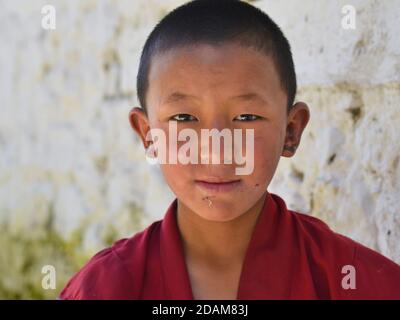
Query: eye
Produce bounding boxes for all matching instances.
[169,113,197,122]
[234,114,261,121]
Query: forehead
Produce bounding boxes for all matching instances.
[146,42,285,110]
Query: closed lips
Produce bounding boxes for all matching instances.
[195,180,240,184]
[194,179,242,192]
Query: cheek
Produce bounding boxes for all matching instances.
[159,162,193,194]
[251,134,282,181]
[154,123,195,189]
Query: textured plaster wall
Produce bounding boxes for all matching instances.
[0,0,399,297]
[263,0,400,263]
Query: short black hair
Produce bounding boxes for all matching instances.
[136,0,297,114]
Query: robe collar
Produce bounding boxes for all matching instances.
[160,191,296,299]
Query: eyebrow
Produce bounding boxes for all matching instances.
[230,93,268,104]
[162,91,268,105]
[163,92,200,104]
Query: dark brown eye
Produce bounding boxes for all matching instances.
[170,114,197,122]
[234,114,260,121]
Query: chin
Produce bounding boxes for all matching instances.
[198,213,240,222]
[195,201,243,222]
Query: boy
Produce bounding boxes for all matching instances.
[60,0,400,299]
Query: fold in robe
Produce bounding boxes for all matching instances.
[59,192,400,299]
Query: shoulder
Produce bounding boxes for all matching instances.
[349,238,400,298]
[289,209,400,298]
[59,220,162,300]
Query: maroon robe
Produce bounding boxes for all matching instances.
[59,192,400,299]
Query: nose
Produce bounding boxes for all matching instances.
[199,117,234,165]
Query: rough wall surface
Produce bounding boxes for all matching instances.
[0,0,399,298]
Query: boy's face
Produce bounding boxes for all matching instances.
[130,42,309,222]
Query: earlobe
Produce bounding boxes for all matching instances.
[129,107,151,148]
[282,144,297,157]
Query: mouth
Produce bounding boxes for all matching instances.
[194,178,242,193]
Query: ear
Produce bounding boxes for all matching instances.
[282,102,310,157]
[129,107,152,149]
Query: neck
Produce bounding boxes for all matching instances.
[176,192,268,269]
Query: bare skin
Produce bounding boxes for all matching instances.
[129,42,310,299]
